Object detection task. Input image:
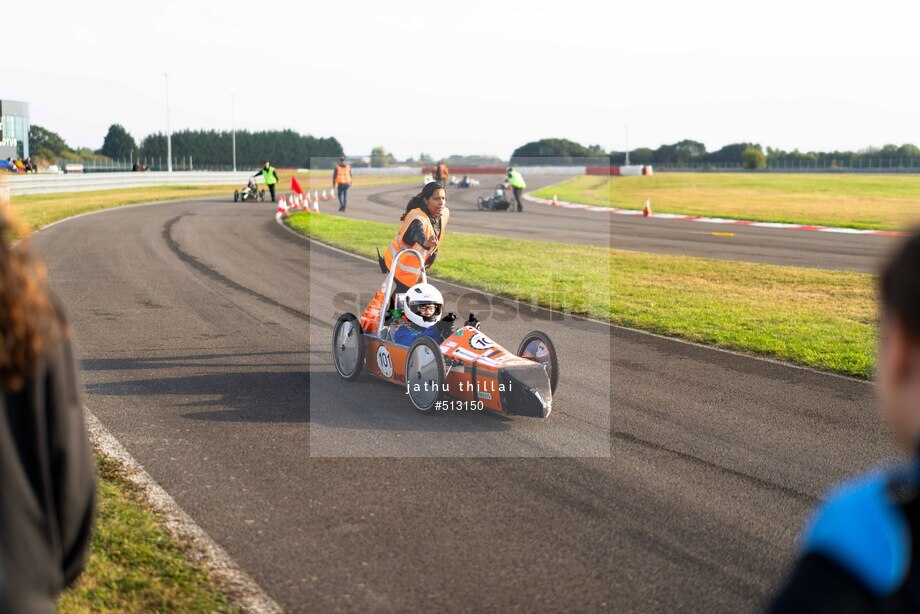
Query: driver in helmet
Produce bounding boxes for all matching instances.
[392,282,478,346]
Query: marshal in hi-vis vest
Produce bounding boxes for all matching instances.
[261,166,278,185]
[383,207,450,287]
[334,163,352,185]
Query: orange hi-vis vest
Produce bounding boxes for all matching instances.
[334,163,352,185]
[383,207,450,288]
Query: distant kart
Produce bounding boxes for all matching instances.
[477,185,514,211]
[458,177,479,189]
[332,249,558,417]
[234,183,265,202]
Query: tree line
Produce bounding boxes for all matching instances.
[511,138,920,168]
[28,123,344,169]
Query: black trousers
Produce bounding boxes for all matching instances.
[512,186,523,210]
[268,183,276,202]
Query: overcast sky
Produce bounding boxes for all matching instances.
[5,0,919,160]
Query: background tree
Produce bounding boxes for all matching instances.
[370,146,393,168]
[511,138,608,165]
[28,124,72,161]
[741,146,767,169]
[139,129,343,169]
[99,124,137,160]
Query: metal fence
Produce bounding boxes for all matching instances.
[653,159,920,173]
[56,156,230,173]
[6,171,254,195]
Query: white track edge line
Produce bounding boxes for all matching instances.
[84,409,284,614]
[276,212,871,385]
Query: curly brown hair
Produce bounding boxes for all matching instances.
[0,207,66,392]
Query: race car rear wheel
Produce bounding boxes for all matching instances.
[333,313,365,381]
[259,190,265,201]
[234,190,239,202]
[405,336,446,413]
[518,331,559,394]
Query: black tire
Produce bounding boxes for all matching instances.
[477,197,484,211]
[405,336,446,413]
[234,190,239,202]
[332,313,365,381]
[517,331,559,394]
[259,190,265,202]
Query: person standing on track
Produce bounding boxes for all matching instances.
[769,231,920,612]
[332,156,352,212]
[0,209,96,612]
[433,160,450,187]
[504,166,526,212]
[252,161,280,202]
[378,181,450,294]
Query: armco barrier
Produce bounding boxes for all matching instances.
[587,165,653,176]
[6,171,255,196]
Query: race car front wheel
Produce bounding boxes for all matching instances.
[518,331,559,394]
[405,337,446,413]
[477,197,484,211]
[333,313,365,381]
[234,190,239,202]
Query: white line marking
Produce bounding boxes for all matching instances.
[521,193,907,236]
[85,410,283,614]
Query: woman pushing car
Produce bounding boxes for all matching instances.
[377,181,451,294]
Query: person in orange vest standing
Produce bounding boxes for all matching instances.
[332,156,353,212]
[433,160,450,186]
[379,181,450,294]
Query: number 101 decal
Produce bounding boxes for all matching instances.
[376,345,394,377]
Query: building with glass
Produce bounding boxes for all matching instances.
[0,100,30,160]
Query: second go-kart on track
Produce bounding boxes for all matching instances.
[33,184,896,610]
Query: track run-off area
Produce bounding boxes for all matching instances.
[31,178,901,610]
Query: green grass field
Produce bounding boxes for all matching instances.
[287,212,876,378]
[531,173,920,230]
[58,454,235,612]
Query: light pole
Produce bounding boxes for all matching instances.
[164,73,173,172]
[624,125,630,166]
[231,94,237,172]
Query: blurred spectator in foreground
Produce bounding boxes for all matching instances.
[0,208,95,612]
[770,231,920,612]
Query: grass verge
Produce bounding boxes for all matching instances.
[57,453,236,612]
[531,173,920,230]
[286,212,876,378]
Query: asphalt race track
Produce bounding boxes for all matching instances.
[34,196,896,611]
[329,176,897,273]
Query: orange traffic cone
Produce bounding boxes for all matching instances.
[359,283,387,333]
[312,194,320,213]
[643,199,652,217]
[552,194,559,206]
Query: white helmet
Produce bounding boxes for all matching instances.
[402,283,444,328]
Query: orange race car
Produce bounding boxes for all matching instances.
[331,249,558,417]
